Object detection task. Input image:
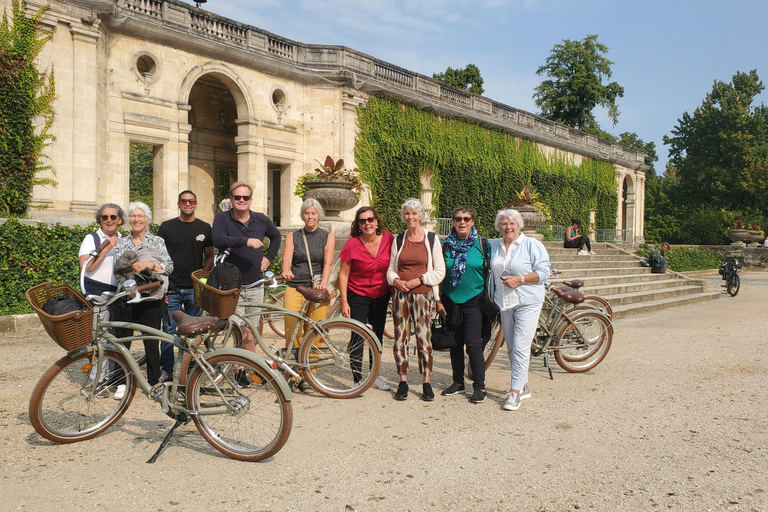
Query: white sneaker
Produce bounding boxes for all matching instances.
[502,391,521,411]
[588,250,596,255]
[519,384,531,400]
[353,381,365,397]
[113,384,126,400]
[577,250,588,256]
[371,376,391,391]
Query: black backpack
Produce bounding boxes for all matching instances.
[42,295,84,316]
[207,261,242,291]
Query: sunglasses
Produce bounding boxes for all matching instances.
[179,199,197,205]
[232,195,251,201]
[454,216,473,223]
[358,216,376,225]
[100,215,118,221]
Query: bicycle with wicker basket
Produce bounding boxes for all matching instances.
[26,252,293,463]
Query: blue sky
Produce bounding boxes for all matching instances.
[206,0,767,173]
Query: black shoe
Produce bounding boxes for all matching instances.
[469,388,487,404]
[441,382,465,396]
[422,383,434,402]
[235,369,251,388]
[395,382,408,401]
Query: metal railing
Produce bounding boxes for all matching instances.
[595,229,633,243]
[422,218,452,237]
[535,224,566,242]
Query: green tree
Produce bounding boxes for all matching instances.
[617,131,658,175]
[663,70,768,212]
[533,34,624,131]
[433,63,484,94]
[0,0,56,216]
[129,143,154,205]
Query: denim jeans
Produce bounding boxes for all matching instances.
[161,288,201,374]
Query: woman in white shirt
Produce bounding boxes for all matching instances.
[488,209,550,412]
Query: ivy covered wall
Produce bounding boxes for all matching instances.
[356,95,618,236]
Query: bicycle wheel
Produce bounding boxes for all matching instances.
[186,354,292,462]
[553,311,612,372]
[29,349,137,443]
[265,291,285,337]
[299,320,381,398]
[727,273,740,297]
[179,322,243,385]
[582,296,613,320]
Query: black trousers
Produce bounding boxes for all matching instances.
[122,300,162,386]
[445,293,486,390]
[346,290,390,383]
[564,235,591,252]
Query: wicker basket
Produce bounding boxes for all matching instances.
[192,269,241,319]
[25,283,94,351]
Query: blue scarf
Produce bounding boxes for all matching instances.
[445,226,478,287]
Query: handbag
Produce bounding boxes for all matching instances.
[301,230,330,301]
[430,311,458,351]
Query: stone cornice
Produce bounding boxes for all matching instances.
[93,0,648,171]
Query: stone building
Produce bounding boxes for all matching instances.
[10,0,647,239]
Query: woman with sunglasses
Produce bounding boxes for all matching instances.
[78,204,126,296]
[336,206,394,391]
[436,205,492,404]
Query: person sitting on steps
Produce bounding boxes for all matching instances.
[564,219,595,255]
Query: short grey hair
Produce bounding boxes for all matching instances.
[95,203,125,224]
[300,197,325,219]
[127,201,153,224]
[495,208,524,232]
[400,198,426,223]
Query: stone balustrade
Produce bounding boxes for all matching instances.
[112,0,648,170]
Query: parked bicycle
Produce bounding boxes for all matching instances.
[480,276,613,380]
[27,253,293,462]
[190,268,382,399]
[719,257,741,297]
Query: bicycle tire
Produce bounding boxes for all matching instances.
[186,353,292,461]
[727,273,740,297]
[179,323,243,385]
[327,298,395,341]
[29,349,137,443]
[299,320,381,399]
[553,311,612,372]
[266,290,285,337]
[580,295,613,320]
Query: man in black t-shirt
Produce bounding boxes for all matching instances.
[157,190,214,380]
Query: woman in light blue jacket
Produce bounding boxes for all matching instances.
[488,209,550,411]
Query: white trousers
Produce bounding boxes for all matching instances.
[500,302,543,391]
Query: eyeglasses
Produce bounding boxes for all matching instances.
[358,217,376,225]
[179,199,197,205]
[454,216,473,223]
[232,195,251,201]
[100,215,118,221]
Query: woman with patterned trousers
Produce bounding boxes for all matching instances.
[437,205,491,404]
[386,198,446,401]
[281,198,335,392]
[488,209,550,411]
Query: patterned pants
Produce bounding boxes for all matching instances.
[392,289,434,377]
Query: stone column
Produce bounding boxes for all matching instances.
[235,119,266,212]
[625,192,636,243]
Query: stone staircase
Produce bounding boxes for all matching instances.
[543,242,721,319]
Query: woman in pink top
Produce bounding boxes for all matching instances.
[337,206,394,391]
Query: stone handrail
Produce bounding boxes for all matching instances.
[111,0,648,171]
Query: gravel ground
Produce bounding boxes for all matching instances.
[2,274,766,511]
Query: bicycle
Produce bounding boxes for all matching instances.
[189,269,382,399]
[719,257,741,297]
[480,278,613,380]
[27,253,293,462]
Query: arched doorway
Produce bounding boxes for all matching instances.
[621,174,636,238]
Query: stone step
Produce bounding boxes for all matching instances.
[601,284,707,306]
[562,278,695,298]
[551,266,656,278]
[549,272,671,287]
[553,259,645,270]
[610,291,721,319]
[550,253,641,263]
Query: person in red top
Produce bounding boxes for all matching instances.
[337,206,394,391]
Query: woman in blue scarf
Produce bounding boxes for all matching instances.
[436,205,491,404]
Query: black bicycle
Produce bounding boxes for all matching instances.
[719,257,741,297]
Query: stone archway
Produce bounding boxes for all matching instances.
[621,174,636,236]
[179,63,254,223]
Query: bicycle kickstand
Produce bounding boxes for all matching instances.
[543,352,554,380]
[147,415,189,463]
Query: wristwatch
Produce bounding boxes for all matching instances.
[520,275,525,285]
[419,276,425,286]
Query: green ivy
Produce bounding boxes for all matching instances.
[355,96,617,236]
[0,0,56,216]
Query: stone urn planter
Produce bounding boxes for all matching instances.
[512,205,547,235]
[727,228,749,244]
[303,178,359,219]
[746,232,765,245]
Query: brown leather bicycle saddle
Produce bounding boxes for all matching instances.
[172,311,218,335]
[562,279,584,289]
[552,286,585,304]
[296,285,330,303]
